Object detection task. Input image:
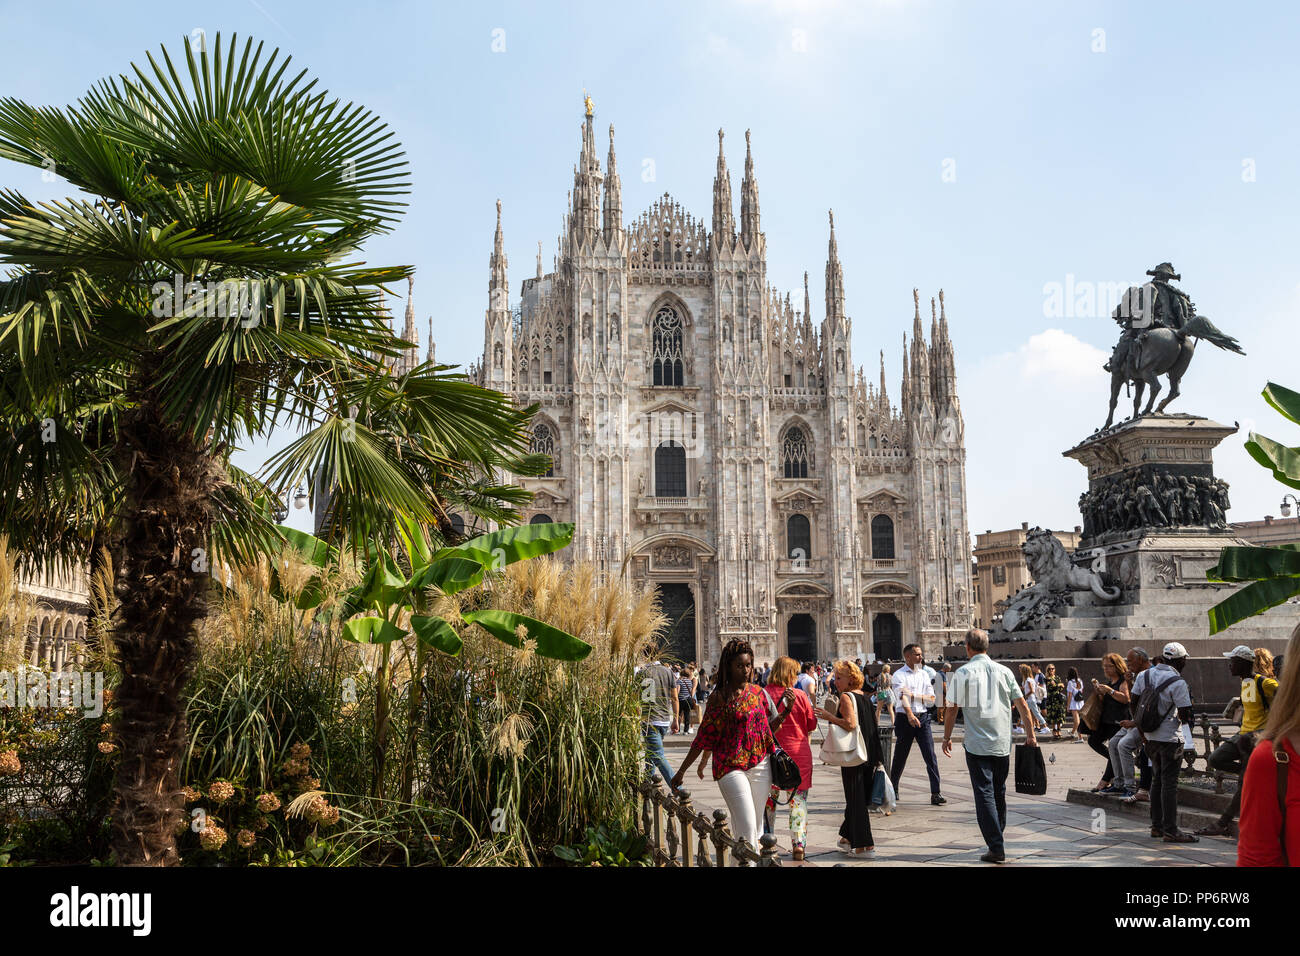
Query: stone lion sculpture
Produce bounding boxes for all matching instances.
[1000,527,1121,633]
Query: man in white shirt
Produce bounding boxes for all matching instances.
[890,643,946,805]
[794,662,817,698]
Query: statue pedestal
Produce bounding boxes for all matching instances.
[966,414,1295,703]
[1064,414,1237,550]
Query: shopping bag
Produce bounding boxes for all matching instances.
[1014,744,1048,795]
[1078,690,1102,732]
[870,767,886,806]
[880,771,897,812]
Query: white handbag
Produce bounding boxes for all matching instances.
[819,716,870,767]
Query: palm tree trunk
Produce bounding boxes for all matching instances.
[108,383,218,865]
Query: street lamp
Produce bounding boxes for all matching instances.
[272,485,310,523]
[1281,494,1300,518]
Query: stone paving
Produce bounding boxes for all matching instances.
[664,726,1238,866]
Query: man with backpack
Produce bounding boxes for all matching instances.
[1132,642,1197,843]
[1196,645,1279,837]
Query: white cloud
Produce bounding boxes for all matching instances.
[1003,328,1109,385]
[961,329,1112,536]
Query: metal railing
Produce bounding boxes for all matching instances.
[634,773,782,867]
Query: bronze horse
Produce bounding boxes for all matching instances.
[1103,314,1244,429]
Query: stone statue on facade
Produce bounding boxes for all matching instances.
[1102,262,1245,429]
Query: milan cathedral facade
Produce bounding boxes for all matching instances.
[472,105,973,665]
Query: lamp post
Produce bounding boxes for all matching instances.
[1280,494,1300,520]
[272,485,310,523]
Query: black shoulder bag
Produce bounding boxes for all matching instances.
[763,690,803,796]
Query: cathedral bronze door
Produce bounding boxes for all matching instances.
[655,583,696,663]
[873,613,901,663]
[787,613,817,664]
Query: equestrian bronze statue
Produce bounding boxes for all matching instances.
[1101,262,1244,430]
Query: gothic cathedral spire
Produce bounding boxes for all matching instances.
[603,124,622,244]
[397,274,418,375]
[739,129,760,250]
[483,199,511,389]
[712,129,735,248]
[569,100,602,249]
[825,209,845,327]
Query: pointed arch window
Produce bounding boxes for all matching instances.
[530,423,557,477]
[655,441,687,497]
[782,426,811,478]
[871,514,895,560]
[651,306,684,386]
[787,514,811,561]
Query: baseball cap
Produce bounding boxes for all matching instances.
[1162,642,1189,660]
[1222,645,1254,662]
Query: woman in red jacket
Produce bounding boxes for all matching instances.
[1238,626,1300,867]
[761,656,820,861]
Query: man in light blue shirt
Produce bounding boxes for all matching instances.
[942,628,1039,863]
[1135,642,1197,843]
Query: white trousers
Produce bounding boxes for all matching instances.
[716,757,771,855]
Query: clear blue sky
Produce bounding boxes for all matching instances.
[3,0,1299,537]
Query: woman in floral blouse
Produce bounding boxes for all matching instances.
[672,638,780,855]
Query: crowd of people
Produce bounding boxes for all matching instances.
[637,624,1299,866]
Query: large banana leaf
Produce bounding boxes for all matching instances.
[1262,382,1300,427]
[354,550,409,609]
[1207,544,1300,582]
[342,616,407,645]
[278,525,338,567]
[409,556,485,595]
[462,609,590,661]
[1244,431,1300,491]
[1208,577,1300,635]
[410,614,462,655]
[434,522,574,571]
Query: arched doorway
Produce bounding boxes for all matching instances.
[873,613,901,663]
[655,583,696,663]
[787,613,817,663]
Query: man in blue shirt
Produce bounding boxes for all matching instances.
[1134,642,1196,843]
[943,628,1039,863]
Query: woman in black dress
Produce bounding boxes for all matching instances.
[1086,653,1131,791]
[814,659,883,859]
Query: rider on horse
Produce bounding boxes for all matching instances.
[1104,262,1192,374]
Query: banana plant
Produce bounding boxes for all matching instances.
[1207,382,1300,633]
[272,519,586,797]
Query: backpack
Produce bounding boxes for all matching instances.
[1136,672,1184,734]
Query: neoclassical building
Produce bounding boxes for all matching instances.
[4,563,91,670]
[471,104,973,665]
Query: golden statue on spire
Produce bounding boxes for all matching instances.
[583,89,594,117]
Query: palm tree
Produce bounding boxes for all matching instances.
[0,35,533,864]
